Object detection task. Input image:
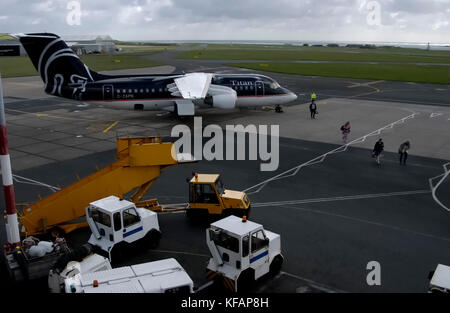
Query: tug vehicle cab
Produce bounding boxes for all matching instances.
[86,196,161,261]
[187,174,251,219]
[206,215,283,292]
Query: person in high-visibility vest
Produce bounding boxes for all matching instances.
[311,92,317,101]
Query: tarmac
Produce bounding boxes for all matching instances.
[0,48,449,293]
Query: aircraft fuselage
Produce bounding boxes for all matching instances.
[71,73,297,111]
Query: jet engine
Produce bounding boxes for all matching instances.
[204,85,237,109]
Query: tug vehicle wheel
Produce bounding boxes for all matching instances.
[269,254,283,275]
[144,229,161,249]
[236,269,254,293]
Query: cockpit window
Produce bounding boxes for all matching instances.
[270,81,281,89]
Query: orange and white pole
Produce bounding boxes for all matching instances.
[0,74,20,250]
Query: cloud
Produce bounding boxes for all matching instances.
[432,20,449,30]
[0,0,448,43]
[32,1,57,12]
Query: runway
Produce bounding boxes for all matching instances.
[144,48,450,107]
[0,48,449,293]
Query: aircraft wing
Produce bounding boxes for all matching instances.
[168,73,212,99]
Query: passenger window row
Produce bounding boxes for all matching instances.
[116,87,168,94]
[231,85,254,91]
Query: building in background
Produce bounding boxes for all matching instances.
[64,35,117,55]
[0,34,117,56]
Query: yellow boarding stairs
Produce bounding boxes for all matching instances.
[18,137,190,237]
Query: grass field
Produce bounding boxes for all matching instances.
[0,33,16,40]
[231,62,449,84]
[179,44,450,64]
[0,53,160,78]
[82,54,159,71]
[0,42,174,78]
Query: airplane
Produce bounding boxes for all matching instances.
[17,33,297,116]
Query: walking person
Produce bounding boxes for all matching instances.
[309,100,317,119]
[340,121,351,143]
[311,91,317,102]
[372,138,384,165]
[398,140,410,165]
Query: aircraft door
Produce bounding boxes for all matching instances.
[255,81,264,96]
[121,207,144,243]
[249,230,269,270]
[103,85,114,100]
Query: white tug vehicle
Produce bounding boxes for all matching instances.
[86,196,161,261]
[206,215,283,292]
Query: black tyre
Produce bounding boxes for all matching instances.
[109,244,125,265]
[186,209,209,224]
[236,269,254,293]
[269,255,283,275]
[186,208,195,219]
[144,229,161,249]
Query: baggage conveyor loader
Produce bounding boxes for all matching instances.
[17,136,194,237]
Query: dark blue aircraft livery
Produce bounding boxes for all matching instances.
[18,33,297,116]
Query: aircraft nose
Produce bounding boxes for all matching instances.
[289,92,298,102]
[284,89,297,102]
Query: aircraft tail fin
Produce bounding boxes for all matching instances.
[17,33,104,97]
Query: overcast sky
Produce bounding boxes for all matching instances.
[0,0,449,43]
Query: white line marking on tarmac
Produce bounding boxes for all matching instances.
[252,190,430,207]
[430,113,443,118]
[243,112,419,195]
[12,183,434,215]
[280,271,345,293]
[429,162,450,212]
[348,89,380,98]
[347,80,385,88]
[11,174,60,192]
[195,281,214,293]
[280,204,450,243]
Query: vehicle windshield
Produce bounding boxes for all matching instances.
[215,179,225,195]
[89,207,111,227]
[212,230,239,253]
